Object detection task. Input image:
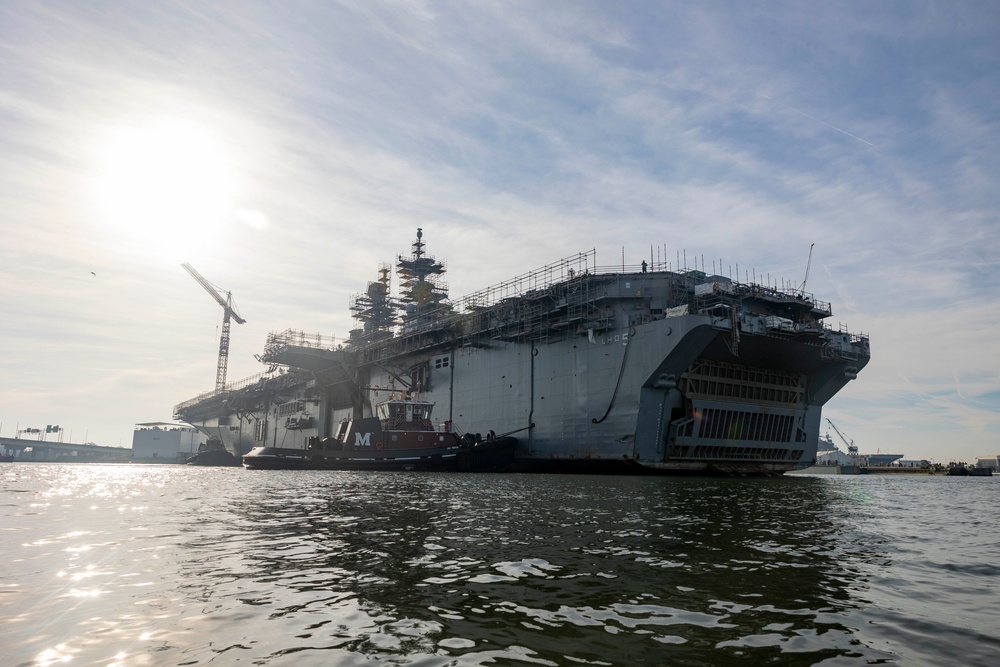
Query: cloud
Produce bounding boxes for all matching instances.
[1,1,997,461]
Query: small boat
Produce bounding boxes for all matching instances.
[186,438,240,466]
[243,395,516,472]
[947,464,993,477]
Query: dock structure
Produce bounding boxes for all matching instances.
[0,436,131,462]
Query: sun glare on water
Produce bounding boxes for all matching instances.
[92,119,235,261]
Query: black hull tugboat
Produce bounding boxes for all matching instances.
[186,438,241,466]
[243,395,517,472]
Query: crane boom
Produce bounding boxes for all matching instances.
[181,263,246,391]
[181,263,246,324]
[799,243,815,295]
[826,417,858,457]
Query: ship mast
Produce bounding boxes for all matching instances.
[349,262,400,343]
[396,227,450,330]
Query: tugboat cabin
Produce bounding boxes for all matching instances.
[377,399,438,432]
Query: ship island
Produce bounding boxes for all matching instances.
[174,228,870,475]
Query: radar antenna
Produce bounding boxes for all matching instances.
[182,263,246,391]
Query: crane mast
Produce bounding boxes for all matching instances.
[826,417,859,461]
[181,263,246,391]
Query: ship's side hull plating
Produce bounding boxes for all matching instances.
[351,313,863,474]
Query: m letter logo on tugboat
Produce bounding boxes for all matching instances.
[355,432,372,447]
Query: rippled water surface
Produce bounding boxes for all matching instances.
[2,465,998,666]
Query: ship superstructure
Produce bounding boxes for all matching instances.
[175,228,870,474]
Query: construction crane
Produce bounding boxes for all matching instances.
[182,263,246,391]
[798,242,815,296]
[826,417,859,461]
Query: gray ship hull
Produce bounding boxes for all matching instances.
[176,234,869,475]
[349,316,861,474]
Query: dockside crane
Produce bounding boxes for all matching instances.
[182,263,246,391]
[826,417,860,462]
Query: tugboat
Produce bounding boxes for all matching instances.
[186,438,240,466]
[242,393,517,472]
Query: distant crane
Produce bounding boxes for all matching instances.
[826,417,860,462]
[798,243,815,296]
[182,263,246,391]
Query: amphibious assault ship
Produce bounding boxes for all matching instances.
[174,228,870,474]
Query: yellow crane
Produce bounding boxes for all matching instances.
[182,263,246,391]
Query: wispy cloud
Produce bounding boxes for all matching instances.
[1,0,997,461]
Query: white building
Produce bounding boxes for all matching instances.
[975,455,999,471]
[131,422,207,462]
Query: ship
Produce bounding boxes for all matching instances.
[174,228,870,475]
[786,433,867,475]
[789,420,917,475]
[185,437,240,466]
[242,393,517,471]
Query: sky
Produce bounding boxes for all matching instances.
[1,1,998,463]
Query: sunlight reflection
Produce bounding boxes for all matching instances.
[89,118,236,262]
[237,208,269,230]
[65,587,105,598]
[65,545,93,553]
[70,567,111,582]
[34,645,75,665]
[106,651,129,667]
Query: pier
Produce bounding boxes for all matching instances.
[0,436,131,462]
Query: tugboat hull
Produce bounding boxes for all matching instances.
[243,437,517,472]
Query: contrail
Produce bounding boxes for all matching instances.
[759,93,876,147]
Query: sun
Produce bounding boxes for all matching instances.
[92,119,235,260]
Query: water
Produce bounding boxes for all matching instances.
[1,465,998,666]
